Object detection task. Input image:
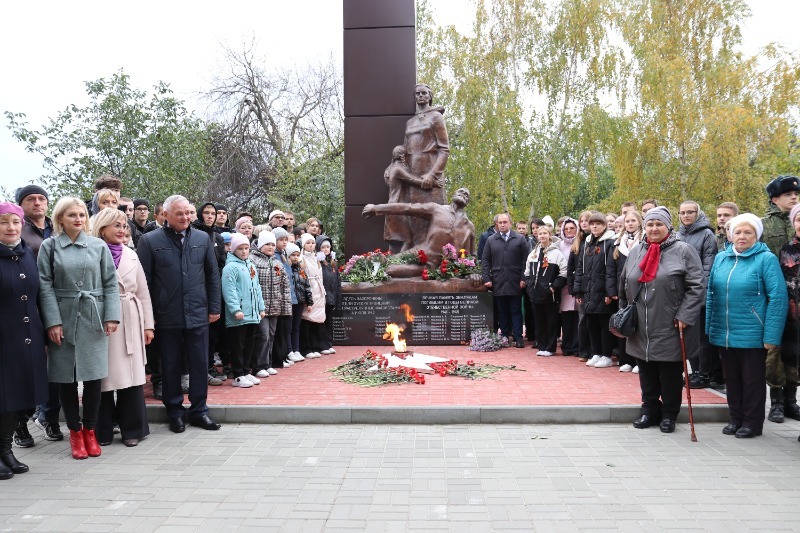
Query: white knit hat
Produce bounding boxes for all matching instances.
[257,231,276,248]
[727,213,763,242]
[299,233,315,249]
[285,243,301,256]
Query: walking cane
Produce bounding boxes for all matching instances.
[678,322,698,442]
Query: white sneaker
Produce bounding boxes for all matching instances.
[233,376,253,388]
[305,352,320,359]
[255,369,269,378]
[289,352,305,362]
[320,349,333,355]
[619,364,633,372]
[328,348,336,354]
[267,368,278,375]
[594,356,614,368]
[538,350,552,357]
[585,355,601,367]
[632,365,639,374]
[244,374,261,385]
[283,359,294,367]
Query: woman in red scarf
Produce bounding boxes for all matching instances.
[619,207,704,433]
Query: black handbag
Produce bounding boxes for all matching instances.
[609,280,643,339]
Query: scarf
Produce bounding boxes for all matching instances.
[638,232,677,283]
[107,243,123,269]
[617,231,640,258]
[0,238,21,249]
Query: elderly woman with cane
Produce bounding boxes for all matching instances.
[707,213,787,438]
[620,207,704,433]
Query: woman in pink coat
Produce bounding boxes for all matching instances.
[92,209,154,447]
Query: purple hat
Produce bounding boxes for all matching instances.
[0,202,24,220]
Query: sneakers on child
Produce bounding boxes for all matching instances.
[207,374,224,386]
[594,356,614,368]
[283,359,294,367]
[619,364,633,372]
[632,365,639,374]
[243,374,261,385]
[328,348,336,354]
[255,369,269,378]
[305,352,321,359]
[288,352,305,362]
[320,349,333,355]
[585,355,601,367]
[267,368,278,375]
[538,350,552,356]
[233,376,253,388]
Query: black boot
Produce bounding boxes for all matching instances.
[768,388,785,423]
[0,414,18,479]
[783,386,800,421]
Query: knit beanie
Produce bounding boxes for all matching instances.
[234,217,251,232]
[229,233,250,252]
[286,243,301,256]
[257,231,276,248]
[790,204,800,226]
[643,206,672,228]
[299,233,315,249]
[15,184,49,205]
[133,198,149,209]
[272,227,289,241]
[0,202,24,219]
[727,213,764,242]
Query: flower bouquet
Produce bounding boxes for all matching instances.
[340,249,391,283]
[468,329,509,352]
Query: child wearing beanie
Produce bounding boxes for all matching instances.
[286,243,314,363]
[299,233,327,359]
[222,233,266,388]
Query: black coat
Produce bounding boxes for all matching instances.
[481,231,529,297]
[524,245,568,304]
[137,225,221,329]
[573,231,617,314]
[290,263,314,306]
[566,238,585,296]
[0,239,48,413]
[191,218,226,273]
[477,225,495,260]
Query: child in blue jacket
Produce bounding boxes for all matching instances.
[222,233,266,388]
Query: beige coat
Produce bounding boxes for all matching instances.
[301,251,326,323]
[101,247,154,392]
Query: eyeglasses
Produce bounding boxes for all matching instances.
[679,210,697,216]
[273,215,285,219]
[135,207,149,212]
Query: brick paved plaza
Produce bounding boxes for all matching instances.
[2,421,800,532]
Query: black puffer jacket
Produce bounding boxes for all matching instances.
[290,262,314,307]
[677,210,718,288]
[316,235,342,307]
[573,230,616,314]
[524,243,568,304]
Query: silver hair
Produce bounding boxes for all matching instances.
[163,195,188,213]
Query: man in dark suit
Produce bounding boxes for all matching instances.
[137,195,222,433]
[481,213,530,348]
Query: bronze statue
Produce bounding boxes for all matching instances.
[364,187,475,276]
[382,84,450,252]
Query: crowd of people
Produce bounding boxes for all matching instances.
[480,175,800,440]
[0,174,341,477]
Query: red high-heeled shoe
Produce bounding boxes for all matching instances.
[69,430,88,460]
[81,428,102,457]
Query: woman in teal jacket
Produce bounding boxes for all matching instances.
[222,234,265,388]
[706,213,788,438]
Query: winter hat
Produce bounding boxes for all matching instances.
[790,204,800,226]
[286,243,301,256]
[542,215,555,228]
[220,232,232,243]
[727,213,763,242]
[299,233,315,249]
[214,203,228,212]
[229,233,250,252]
[615,215,624,225]
[766,175,800,199]
[643,206,672,228]
[315,234,332,252]
[133,198,149,209]
[0,202,24,219]
[257,230,276,248]
[234,216,251,232]
[15,184,49,205]
[268,209,285,221]
[272,227,289,241]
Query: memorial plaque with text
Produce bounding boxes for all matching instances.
[332,293,494,346]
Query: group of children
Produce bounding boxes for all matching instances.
[218,227,341,388]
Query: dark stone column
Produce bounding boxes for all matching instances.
[343,0,416,256]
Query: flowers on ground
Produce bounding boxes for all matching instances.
[468,329,510,352]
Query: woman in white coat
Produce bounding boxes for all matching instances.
[299,233,327,358]
[92,208,153,447]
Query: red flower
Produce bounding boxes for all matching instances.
[422,269,429,280]
[418,249,429,264]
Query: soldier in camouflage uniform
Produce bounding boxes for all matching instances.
[762,175,800,424]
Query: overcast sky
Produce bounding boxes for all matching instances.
[1,0,798,194]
